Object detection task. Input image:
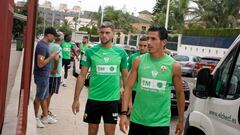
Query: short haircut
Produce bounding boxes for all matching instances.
[100,21,114,31]
[44,27,58,37]
[64,34,71,41]
[83,36,88,39]
[148,26,168,40]
[139,36,148,41]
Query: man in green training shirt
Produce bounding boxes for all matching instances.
[79,36,89,69]
[128,36,148,103]
[61,34,79,87]
[120,26,185,135]
[72,21,128,135]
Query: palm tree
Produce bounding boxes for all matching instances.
[152,0,189,32]
[58,19,72,35]
[190,0,240,28]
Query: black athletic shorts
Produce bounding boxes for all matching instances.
[49,77,61,94]
[128,122,169,135]
[83,99,119,124]
[62,59,71,70]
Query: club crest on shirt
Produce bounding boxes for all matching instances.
[151,70,158,78]
[161,66,167,72]
[104,57,110,63]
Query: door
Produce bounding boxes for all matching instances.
[204,42,240,135]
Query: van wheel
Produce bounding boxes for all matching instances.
[185,127,205,135]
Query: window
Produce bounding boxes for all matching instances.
[185,47,187,50]
[216,50,218,54]
[215,52,234,98]
[202,49,204,52]
[209,50,211,53]
[214,45,239,99]
[226,51,240,99]
[142,26,146,31]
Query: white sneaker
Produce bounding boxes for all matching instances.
[48,111,57,119]
[36,118,45,128]
[41,116,57,124]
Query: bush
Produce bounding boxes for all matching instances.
[183,29,240,37]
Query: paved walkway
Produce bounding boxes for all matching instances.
[37,71,124,135]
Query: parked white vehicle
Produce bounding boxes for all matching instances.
[184,35,240,135]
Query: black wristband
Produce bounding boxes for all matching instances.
[120,111,128,115]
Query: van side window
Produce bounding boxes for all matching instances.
[215,52,235,97]
[226,52,240,99]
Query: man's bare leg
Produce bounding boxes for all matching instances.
[88,124,99,135]
[104,124,116,135]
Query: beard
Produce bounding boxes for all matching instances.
[101,39,111,45]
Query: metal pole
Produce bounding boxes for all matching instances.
[165,0,170,30]
[78,1,81,31]
[100,0,104,25]
[43,11,46,35]
[52,10,55,27]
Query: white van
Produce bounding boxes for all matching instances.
[184,35,240,135]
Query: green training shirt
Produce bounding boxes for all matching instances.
[130,53,175,126]
[81,44,128,101]
[49,43,62,77]
[128,52,140,91]
[60,41,74,59]
[79,43,89,53]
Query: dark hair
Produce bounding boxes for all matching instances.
[64,34,71,41]
[139,36,148,41]
[44,27,58,37]
[83,36,88,39]
[148,26,168,40]
[100,21,114,31]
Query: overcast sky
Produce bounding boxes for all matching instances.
[36,0,156,14]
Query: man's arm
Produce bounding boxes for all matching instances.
[72,66,89,114]
[37,51,58,68]
[172,62,185,135]
[51,54,59,74]
[120,58,140,134]
[121,68,129,89]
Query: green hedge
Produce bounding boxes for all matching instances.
[183,29,240,37]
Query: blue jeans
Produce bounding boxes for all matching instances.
[34,76,49,100]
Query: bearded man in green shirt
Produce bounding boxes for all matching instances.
[72,21,128,135]
[120,26,185,135]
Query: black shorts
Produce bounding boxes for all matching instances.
[49,77,61,94]
[62,59,71,69]
[129,122,169,135]
[83,99,119,124]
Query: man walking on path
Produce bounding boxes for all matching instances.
[47,31,64,119]
[120,26,185,135]
[61,34,79,87]
[33,27,59,128]
[72,21,128,135]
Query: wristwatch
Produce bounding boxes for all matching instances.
[120,111,128,115]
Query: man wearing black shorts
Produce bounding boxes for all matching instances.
[72,21,128,135]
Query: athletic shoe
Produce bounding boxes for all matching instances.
[48,111,57,118]
[62,82,67,87]
[36,118,45,128]
[41,116,57,124]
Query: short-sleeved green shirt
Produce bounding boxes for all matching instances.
[128,52,140,91]
[81,44,128,101]
[60,41,74,59]
[49,43,62,77]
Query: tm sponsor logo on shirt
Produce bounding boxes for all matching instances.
[96,65,117,75]
[141,77,166,92]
